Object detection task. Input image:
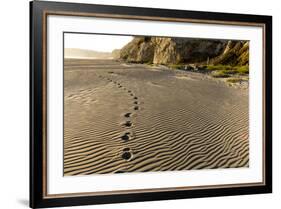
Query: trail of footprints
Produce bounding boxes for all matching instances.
[98,73,141,162]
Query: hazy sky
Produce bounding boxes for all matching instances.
[64,33,133,52]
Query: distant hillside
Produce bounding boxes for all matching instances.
[64,48,113,59]
[112,49,121,59]
[119,37,249,66]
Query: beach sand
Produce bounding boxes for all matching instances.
[63,59,249,175]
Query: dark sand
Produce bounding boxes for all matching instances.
[63,59,249,176]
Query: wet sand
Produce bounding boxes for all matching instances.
[63,59,249,176]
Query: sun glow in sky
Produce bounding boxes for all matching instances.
[64,33,133,52]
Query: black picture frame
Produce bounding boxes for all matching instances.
[30,0,272,208]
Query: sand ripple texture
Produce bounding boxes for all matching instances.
[64,59,249,176]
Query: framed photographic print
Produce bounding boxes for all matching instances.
[30,0,272,208]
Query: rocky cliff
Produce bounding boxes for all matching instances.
[119,37,155,63]
[211,41,249,66]
[119,36,249,66]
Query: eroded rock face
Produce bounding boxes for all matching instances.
[119,36,249,66]
[211,41,249,66]
[151,38,227,64]
[119,37,155,63]
[151,38,179,64]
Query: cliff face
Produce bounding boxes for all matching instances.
[119,37,155,63]
[211,41,249,66]
[119,36,249,66]
[152,38,227,64]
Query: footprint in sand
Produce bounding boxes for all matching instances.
[121,151,133,161]
[124,113,131,118]
[121,132,130,141]
[123,121,132,127]
[134,106,139,110]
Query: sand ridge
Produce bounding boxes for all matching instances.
[63,59,249,175]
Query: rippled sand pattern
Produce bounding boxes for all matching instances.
[64,59,249,176]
